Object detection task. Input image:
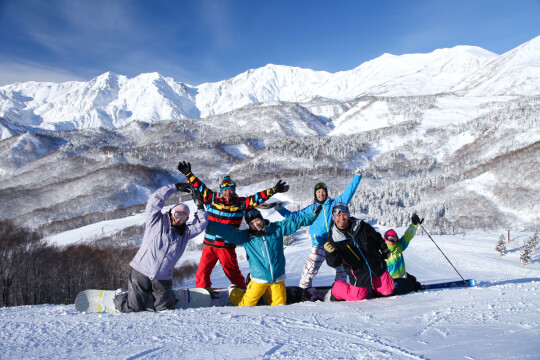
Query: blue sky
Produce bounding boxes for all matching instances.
[0,0,538,86]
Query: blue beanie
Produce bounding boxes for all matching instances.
[220,176,236,193]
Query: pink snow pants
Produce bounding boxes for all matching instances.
[331,271,395,301]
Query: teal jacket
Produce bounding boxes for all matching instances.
[278,174,361,247]
[206,213,317,283]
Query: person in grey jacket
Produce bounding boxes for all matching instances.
[114,183,208,312]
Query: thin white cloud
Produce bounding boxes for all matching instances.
[194,0,235,50]
[9,0,145,59]
[0,61,85,86]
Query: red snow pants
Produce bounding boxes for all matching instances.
[195,245,246,289]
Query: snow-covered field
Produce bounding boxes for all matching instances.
[2,207,539,359]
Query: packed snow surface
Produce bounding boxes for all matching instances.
[3,206,539,359]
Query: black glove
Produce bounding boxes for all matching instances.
[175,183,192,192]
[192,190,205,210]
[411,213,424,226]
[177,161,191,176]
[381,248,391,260]
[313,204,323,216]
[273,180,289,193]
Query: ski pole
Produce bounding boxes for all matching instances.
[420,224,467,283]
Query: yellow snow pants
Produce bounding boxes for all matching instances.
[229,280,287,306]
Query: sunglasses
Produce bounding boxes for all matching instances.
[332,204,349,216]
[173,211,189,223]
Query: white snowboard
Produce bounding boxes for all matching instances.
[74,288,212,313]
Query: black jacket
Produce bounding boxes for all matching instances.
[325,217,390,287]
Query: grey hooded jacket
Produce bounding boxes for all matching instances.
[130,184,208,280]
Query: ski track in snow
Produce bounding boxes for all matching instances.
[2,219,540,359]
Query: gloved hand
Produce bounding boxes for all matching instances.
[381,248,391,259]
[411,213,424,226]
[324,242,335,253]
[273,202,283,211]
[354,168,363,176]
[313,204,323,216]
[192,190,205,210]
[175,182,192,192]
[177,161,191,176]
[273,180,289,193]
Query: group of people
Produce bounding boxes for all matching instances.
[113,161,423,312]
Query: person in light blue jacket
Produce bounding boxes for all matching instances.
[206,206,321,306]
[277,169,362,288]
[114,183,208,313]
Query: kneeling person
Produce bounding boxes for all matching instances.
[384,213,424,292]
[207,207,321,306]
[114,183,208,312]
[325,203,394,301]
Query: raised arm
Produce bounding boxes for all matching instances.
[205,221,250,245]
[400,214,422,250]
[177,161,216,204]
[277,203,313,220]
[334,169,362,204]
[279,205,322,236]
[146,184,177,227]
[242,179,289,211]
[185,209,209,240]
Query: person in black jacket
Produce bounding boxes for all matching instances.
[324,202,394,301]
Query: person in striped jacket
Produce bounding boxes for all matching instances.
[383,214,424,292]
[177,161,289,289]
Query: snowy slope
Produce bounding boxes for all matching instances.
[452,35,540,96]
[3,205,539,359]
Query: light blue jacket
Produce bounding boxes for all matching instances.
[278,174,361,247]
[130,185,208,280]
[206,213,317,283]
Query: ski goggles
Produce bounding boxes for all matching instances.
[314,182,327,191]
[172,210,189,223]
[332,203,349,217]
[221,178,234,186]
[384,235,398,242]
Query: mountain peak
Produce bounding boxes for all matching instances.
[0,36,538,139]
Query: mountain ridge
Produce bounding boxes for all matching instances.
[1,37,538,140]
[0,37,538,235]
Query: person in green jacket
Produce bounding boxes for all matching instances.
[384,213,423,292]
[206,206,322,306]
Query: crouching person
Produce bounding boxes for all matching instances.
[206,206,322,306]
[114,183,208,312]
[324,202,394,301]
[384,213,424,293]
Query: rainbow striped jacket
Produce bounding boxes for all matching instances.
[385,223,418,279]
[185,171,276,249]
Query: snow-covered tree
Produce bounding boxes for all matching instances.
[520,241,533,266]
[495,234,506,257]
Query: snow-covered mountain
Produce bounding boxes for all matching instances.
[1,36,538,139]
[452,34,540,96]
[0,71,199,138]
[0,36,538,235]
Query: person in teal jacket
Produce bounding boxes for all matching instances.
[276,169,362,288]
[206,206,322,306]
[384,213,424,292]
